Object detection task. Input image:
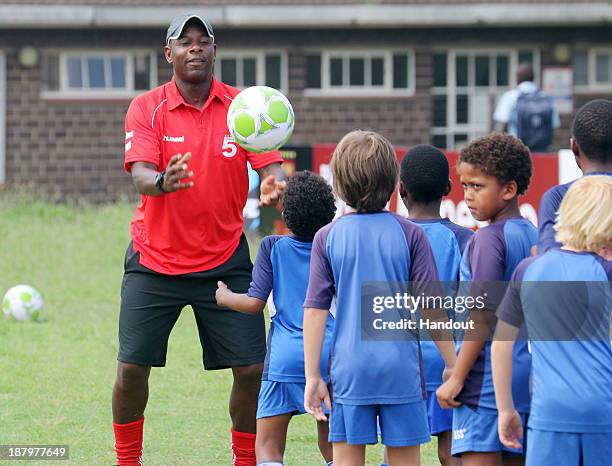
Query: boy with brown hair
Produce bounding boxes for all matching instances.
[303,130,457,466]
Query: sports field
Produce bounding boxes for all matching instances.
[0,195,439,465]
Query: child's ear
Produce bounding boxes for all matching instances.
[571,137,584,170]
[502,180,518,200]
[571,137,580,157]
[399,182,408,199]
[598,247,612,261]
[443,180,452,197]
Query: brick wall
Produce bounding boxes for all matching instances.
[1,29,166,202]
[5,56,133,201]
[0,26,611,201]
[286,46,434,147]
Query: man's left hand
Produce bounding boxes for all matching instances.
[259,174,286,207]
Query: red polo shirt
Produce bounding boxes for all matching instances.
[124,77,282,275]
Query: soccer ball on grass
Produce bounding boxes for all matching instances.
[2,284,45,322]
[227,86,295,153]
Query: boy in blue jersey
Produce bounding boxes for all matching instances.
[436,133,537,466]
[216,171,337,466]
[399,144,473,466]
[538,99,612,253]
[493,175,612,466]
[303,130,458,466]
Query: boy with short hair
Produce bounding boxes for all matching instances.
[493,175,612,466]
[303,130,457,466]
[538,99,612,253]
[436,133,537,466]
[399,144,473,466]
[216,171,337,466]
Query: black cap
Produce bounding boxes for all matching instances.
[166,14,214,46]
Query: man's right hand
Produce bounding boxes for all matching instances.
[162,152,194,192]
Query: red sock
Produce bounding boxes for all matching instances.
[230,427,256,466]
[113,417,144,466]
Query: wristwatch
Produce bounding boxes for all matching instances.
[154,171,168,193]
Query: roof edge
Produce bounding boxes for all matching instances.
[0,4,610,28]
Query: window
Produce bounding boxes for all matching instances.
[305,50,415,95]
[214,51,287,92]
[573,47,612,90]
[42,50,157,98]
[431,48,539,150]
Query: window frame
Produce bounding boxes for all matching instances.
[430,46,541,150]
[41,49,158,100]
[573,46,612,93]
[214,49,288,94]
[304,48,416,97]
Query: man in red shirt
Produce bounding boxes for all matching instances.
[112,14,286,466]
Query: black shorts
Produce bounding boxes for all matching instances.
[117,235,266,370]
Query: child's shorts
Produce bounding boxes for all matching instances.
[527,429,612,466]
[329,401,430,447]
[426,390,453,436]
[451,405,527,457]
[256,380,307,419]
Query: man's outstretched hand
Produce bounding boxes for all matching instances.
[163,152,194,192]
[259,174,286,207]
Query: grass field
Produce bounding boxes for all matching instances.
[0,195,439,465]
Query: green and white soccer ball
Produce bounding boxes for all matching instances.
[227,86,295,153]
[2,285,44,322]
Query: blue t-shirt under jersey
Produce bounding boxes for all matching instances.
[304,212,440,405]
[497,249,612,433]
[411,218,473,391]
[247,235,334,383]
[538,171,611,253]
[458,217,537,413]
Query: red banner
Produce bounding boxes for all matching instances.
[311,144,559,229]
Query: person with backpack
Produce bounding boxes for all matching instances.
[494,63,560,153]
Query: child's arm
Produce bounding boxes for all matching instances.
[433,339,457,379]
[303,307,331,422]
[492,321,522,449]
[302,226,334,421]
[422,307,457,373]
[436,309,495,408]
[219,236,277,314]
[492,266,528,449]
[215,281,266,314]
[437,227,506,408]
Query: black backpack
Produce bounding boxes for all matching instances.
[515,91,554,152]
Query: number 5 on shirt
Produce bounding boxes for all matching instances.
[222,136,237,158]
